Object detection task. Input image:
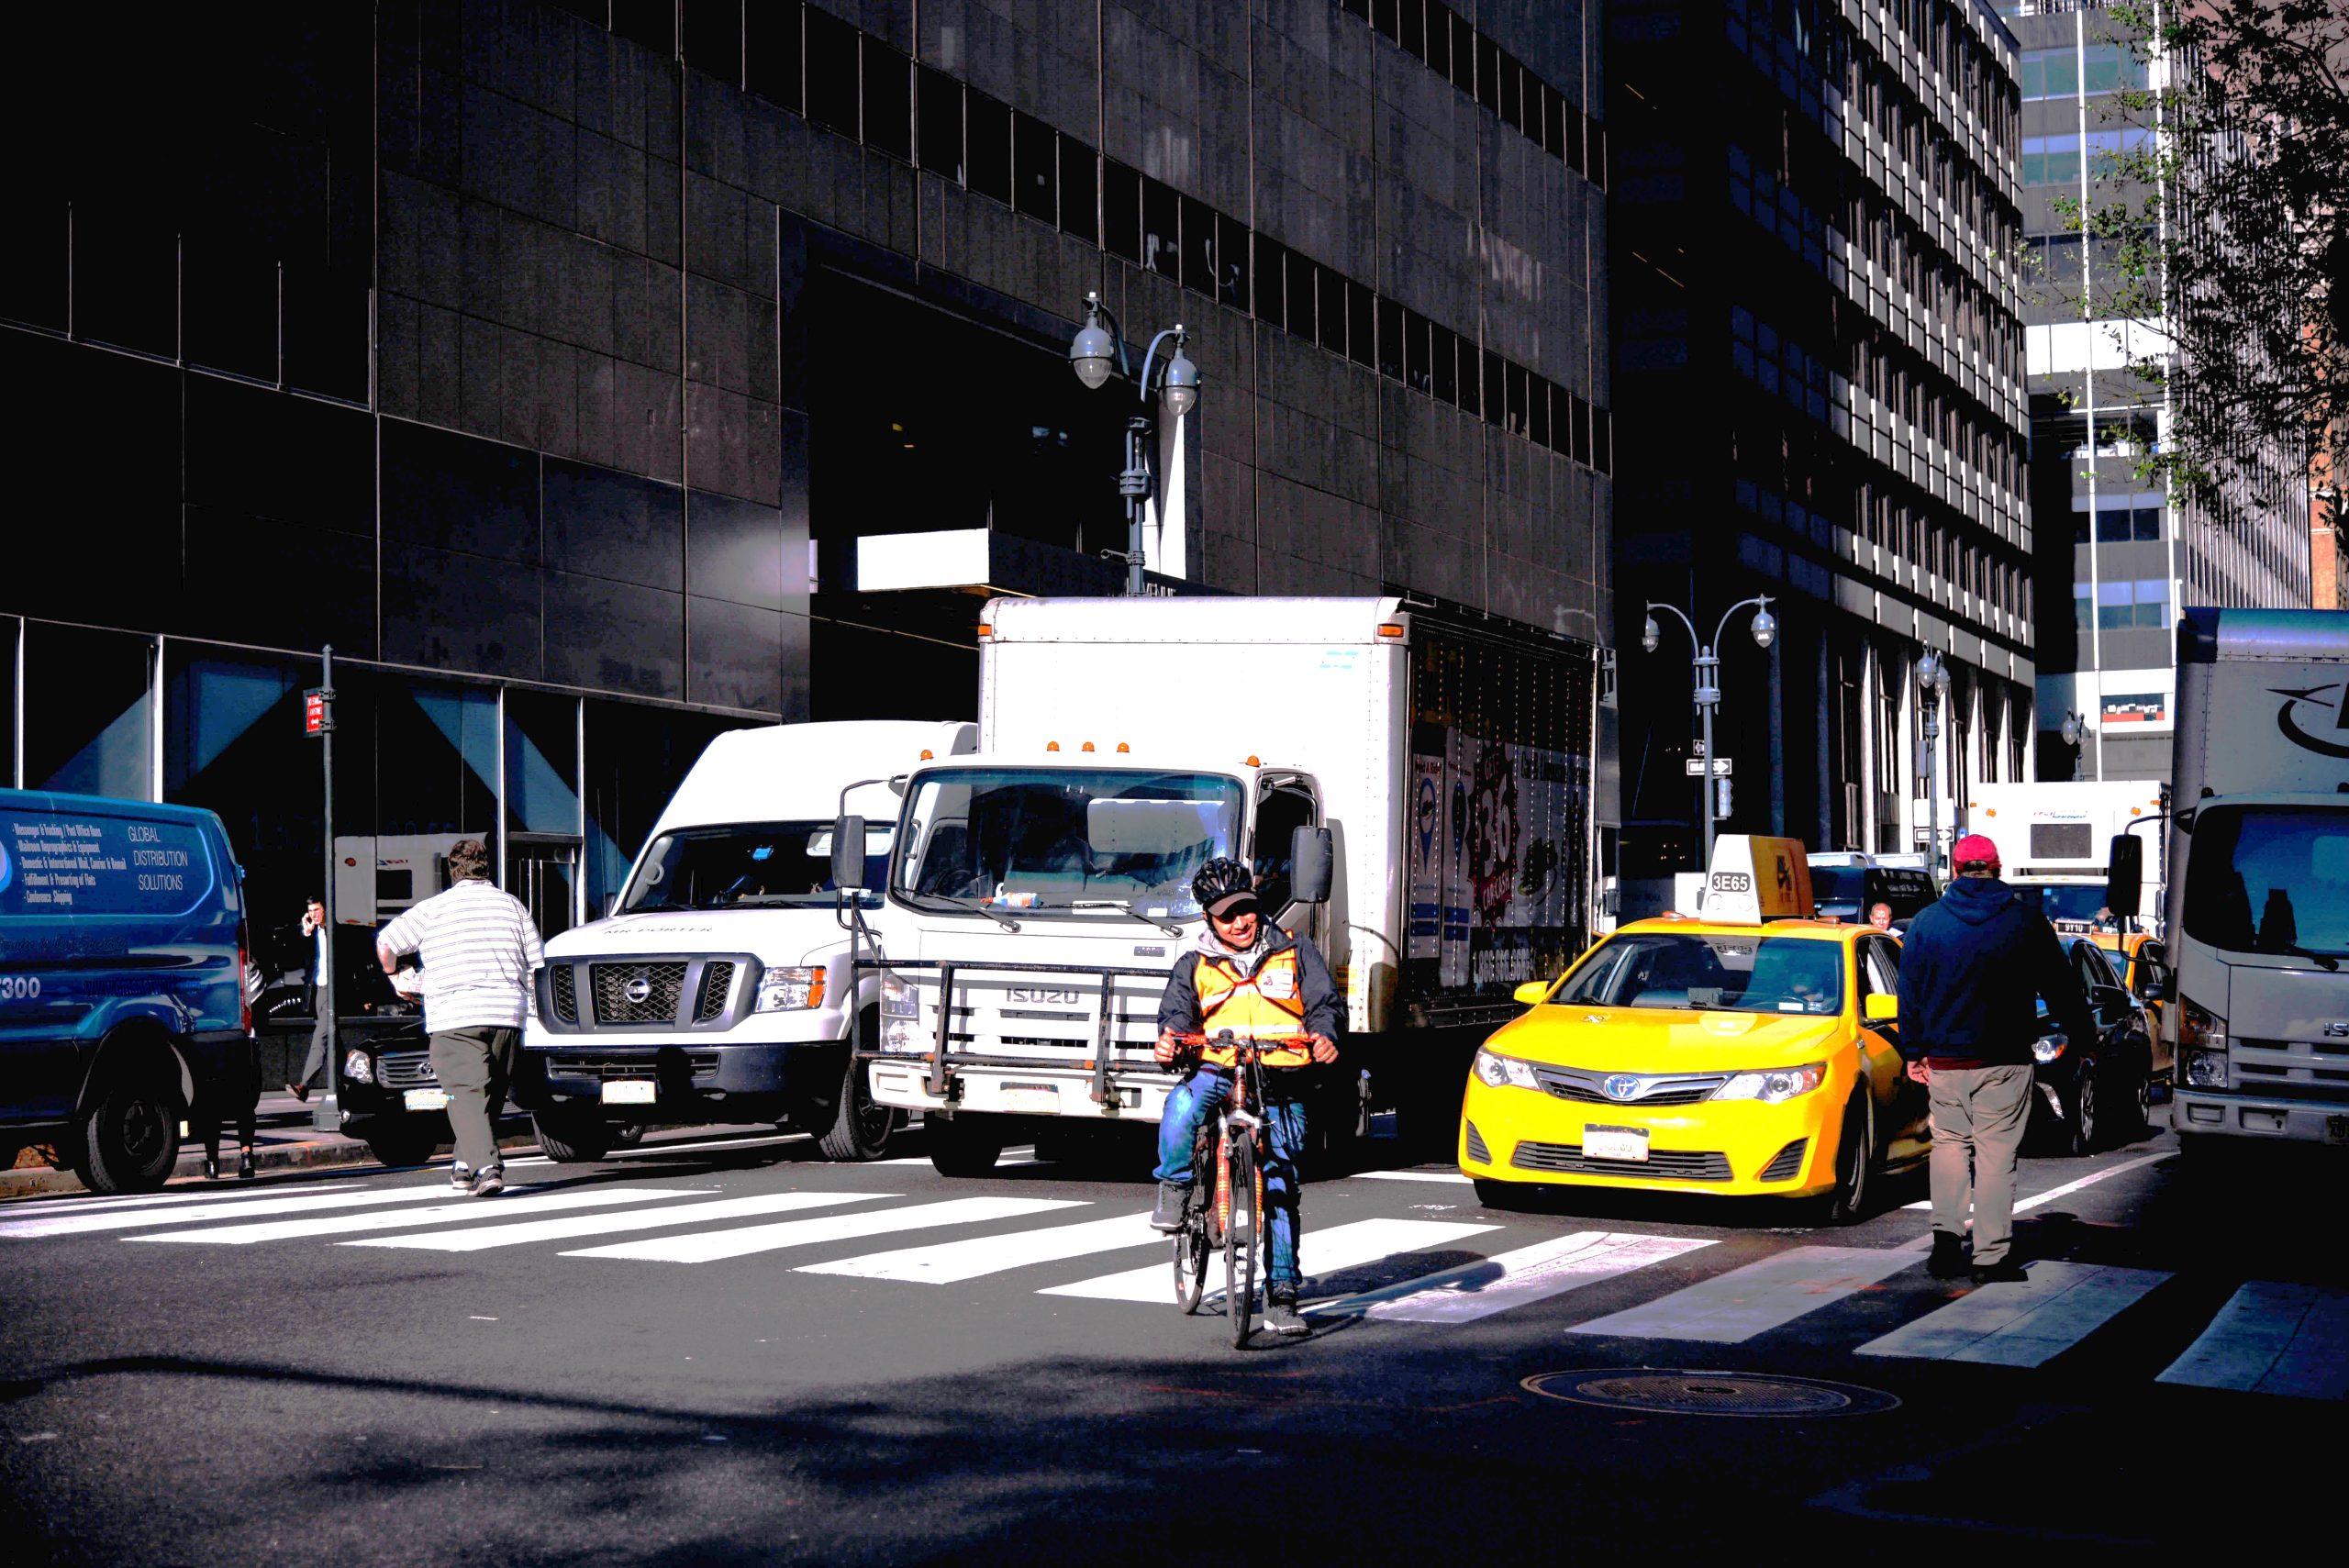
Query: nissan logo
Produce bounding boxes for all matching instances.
[1603,1073,1642,1102]
[623,975,654,1005]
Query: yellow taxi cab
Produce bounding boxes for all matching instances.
[1458,838,1929,1220]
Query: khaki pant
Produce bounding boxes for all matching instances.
[428,1026,518,1173]
[1927,1062,2034,1266]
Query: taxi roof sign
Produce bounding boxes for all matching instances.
[1698,835,1815,922]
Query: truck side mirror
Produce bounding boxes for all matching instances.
[2105,833,2143,920]
[2133,940,2170,1001]
[831,815,868,893]
[1290,826,1334,905]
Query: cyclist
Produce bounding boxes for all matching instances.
[1150,857,1341,1337]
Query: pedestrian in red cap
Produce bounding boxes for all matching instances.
[1894,831,2096,1283]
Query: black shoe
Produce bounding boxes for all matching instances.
[1926,1231,1969,1279]
[1150,1181,1188,1233]
[286,1082,309,1104]
[469,1163,506,1198]
[203,1155,220,1181]
[238,1151,256,1180]
[1971,1260,2030,1285]
[1264,1290,1310,1337]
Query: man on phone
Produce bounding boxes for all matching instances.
[288,897,330,1103]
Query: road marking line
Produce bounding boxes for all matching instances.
[1041,1218,1499,1303]
[130,1187,707,1245]
[507,1132,810,1168]
[1901,1150,2173,1215]
[1354,1171,1475,1185]
[1313,1231,1718,1325]
[0,1181,349,1214]
[1855,1260,2172,1365]
[0,1184,493,1240]
[1567,1244,1920,1342]
[2157,1281,2349,1398]
[347,1191,889,1252]
[561,1195,1087,1263]
[798,1211,1161,1283]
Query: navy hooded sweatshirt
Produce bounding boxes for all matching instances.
[1895,876,2098,1069]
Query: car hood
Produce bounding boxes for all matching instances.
[1487,1005,1848,1071]
[546,907,852,967]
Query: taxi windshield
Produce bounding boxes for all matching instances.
[1555,932,1844,1015]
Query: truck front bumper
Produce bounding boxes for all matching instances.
[867,1058,1177,1122]
[2173,1088,2349,1145]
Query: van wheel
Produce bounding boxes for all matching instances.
[815,1050,903,1162]
[532,1111,610,1163]
[75,1070,182,1195]
[928,1115,1005,1177]
[362,1120,442,1169]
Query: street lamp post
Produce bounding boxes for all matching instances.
[2058,708,2089,781]
[1642,595,1778,868]
[1068,291,1199,595]
[1919,650,1953,878]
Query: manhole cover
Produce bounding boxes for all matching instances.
[1522,1369,1898,1418]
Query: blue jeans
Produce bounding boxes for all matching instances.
[1154,1068,1308,1291]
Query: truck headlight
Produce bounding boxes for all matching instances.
[2179,996,2226,1051]
[2032,1034,2068,1064]
[1472,1048,1542,1090]
[1713,1062,1826,1103]
[342,1049,375,1085]
[755,967,827,1012]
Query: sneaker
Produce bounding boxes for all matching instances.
[1264,1289,1310,1337]
[1970,1260,2030,1285]
[469,1164,505,1199]
[449,1162,474,1193]
[1926,1231,1969,1279]
[1150,1181,1188,1233]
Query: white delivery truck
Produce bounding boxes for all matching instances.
[1968,780,2166,936]
[518,720,974,1162]
[2154,608,2349,1154]
[838,595,1608,1173]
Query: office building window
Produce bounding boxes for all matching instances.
[2096,577,2171,629]
[1253,233,1287,329]
[746,2,802,113]
[1182,195,1217,295]
[863,42,913,162]
[1141,177,1179,280]
[1316,263,1347,355]
[1285,247,1317,339]
[965,93,1012,204]
[1012,110,1056,220]
[1061,136,1097,245]
[682,0,743,84]
[1347,281,1375,370]
[25,622,153,801]
[612,0,676,56]
[1102,161,1141,262]
[804,8,859,136]
[1215,213,1250,312]
[917,66,963,183]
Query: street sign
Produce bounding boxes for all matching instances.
[303,686,335,738]
[1685,756,1732,776]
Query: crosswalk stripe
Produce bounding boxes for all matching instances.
[0,1181,347,1215]
[1854,1261,2172,1365]
[1354,1171,1474,1185]
[1313,1231,1718,1325]
[1901,1150,2174,1215]
[2157,1281,2349,1398]
[560,1195,1088,1263]
[1040,1218,1499,1304]
[346,1191,890,1252]
[797,1211,1160,1284]
[130,1188,708,1245]
[0,1183,478,1240]
[1567,1244,1920,1343]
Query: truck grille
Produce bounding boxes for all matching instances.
[695,962,737,1023]
[545,1050,721,1082]
[1510,1141,1733,1182]
[549,966,578,1024]
[377,1051,438,1088]
[1533,1064,1729,1106]
[590,962,688,1024]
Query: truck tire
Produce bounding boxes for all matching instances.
[74,1066,182,1195]
[362,1119,442,1169]
[532,1111,611,1163]
[814,1049,903,1162]
[928,1114,1005,1177]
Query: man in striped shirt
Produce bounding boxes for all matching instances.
[375,840,544,1197]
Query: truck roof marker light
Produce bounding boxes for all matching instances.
[1246,754,1261,767]
[1081,741,1096,752]
[976,622,993,638]
[1046,741,1061,751]
[918,750,934,761]
[1116,742,1130,753]
[1376,623,1406,639]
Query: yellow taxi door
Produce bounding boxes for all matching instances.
[1856,933,1931,1162]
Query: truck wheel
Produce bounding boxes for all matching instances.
[74,1068,183,1195]
[928,1115,1005,1177]
[532,1111,611,1163]
[815,1051,903,1162]
[362,1120,442,1169]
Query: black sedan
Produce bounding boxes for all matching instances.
[2031,935,2157,1156]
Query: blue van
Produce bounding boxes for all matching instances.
[0,788,250,1192]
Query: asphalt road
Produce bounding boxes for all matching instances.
[2,1119,2343,1565]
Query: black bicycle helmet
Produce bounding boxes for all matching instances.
[1191,857,1260,917]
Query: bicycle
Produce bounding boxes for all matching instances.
[1166,1028,1303,1347]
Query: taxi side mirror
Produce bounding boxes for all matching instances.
[1863,994,1898,1023]
[1512,981,1552,1007]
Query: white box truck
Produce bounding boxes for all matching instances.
[841,595,1608,1173]
[518,719,974,1162]
[1968,780,2166,935]
[2157,608,2349,1153]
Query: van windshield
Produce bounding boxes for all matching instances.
[2184,806,2349,959]
[1555,932,1844,1015]
[892,766,1243,917]
[623,821,889,911]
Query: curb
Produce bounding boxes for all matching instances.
[0,1128,544,1204]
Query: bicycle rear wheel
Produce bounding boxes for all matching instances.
[1224,1136,1259,1347]
[1173,1208,1210,1313]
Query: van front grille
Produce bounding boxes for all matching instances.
[590,962,688,1024]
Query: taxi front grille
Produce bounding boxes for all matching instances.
[1510,1141,1733,1182]
[1464,1120,1491,1164]
[1532,1064,1729,1106]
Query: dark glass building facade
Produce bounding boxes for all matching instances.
[1,1,1609,959]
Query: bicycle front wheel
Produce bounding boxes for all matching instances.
[1224,1136,1259,1347]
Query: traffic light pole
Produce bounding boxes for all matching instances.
[312,645,339,1133]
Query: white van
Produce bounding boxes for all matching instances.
[519,720,973,1161]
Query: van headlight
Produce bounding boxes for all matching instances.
[1713,1062,1826,1103]
[756,967,827,1012]
[342,1050,375,1085]
[1472,1048,1542,1090]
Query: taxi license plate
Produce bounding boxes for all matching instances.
[1585,1124,1649,1163]
[601,1080,657,1106]
[403,1088,449,1113]
[998,1081,1060,1111]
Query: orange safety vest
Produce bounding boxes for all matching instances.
[1195,947,1314,1068]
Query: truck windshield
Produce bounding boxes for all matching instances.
[1554,933,1844,1016]
[2184,806,2349,959]
[623,821,888,911]
[2015,884,2120,929]
[891,767,1243,918]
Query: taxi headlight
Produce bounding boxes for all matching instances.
[881,973,919,1018]
[755,967,826,1012]
[2032,1034,2068,1064]
[342,1049,375,1085]
[1472,1047,1542,1091]
[1713,1062,1826,1104]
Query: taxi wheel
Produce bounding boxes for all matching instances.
[1817,1095,1874,1226]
